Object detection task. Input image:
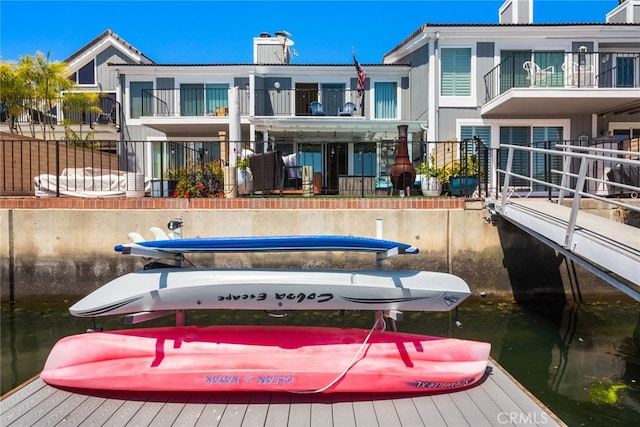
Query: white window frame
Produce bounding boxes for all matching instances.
[74,59,97,86]
[369,78,401,120]
[439,45,475,107]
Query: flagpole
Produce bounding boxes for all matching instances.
[352,48,366,118]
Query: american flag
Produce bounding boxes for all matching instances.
[353,53,367,97]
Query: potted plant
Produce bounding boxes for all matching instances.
[417,155,446,196]
[445,155,479,197]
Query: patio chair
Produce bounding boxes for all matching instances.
[562,61,595,87]
[523,61,554,86]
[338,101,356,116]
[309,101,326,116]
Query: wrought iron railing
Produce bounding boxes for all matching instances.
[1,137,490,198]
[139,88,367,118]
[484,51,640,103]
[0,96,119,133]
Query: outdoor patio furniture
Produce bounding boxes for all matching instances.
[523,61,554,86]
[309,101,326,116]
[562,61,595,87]
[248,151,284,193]
[338,101,356,116]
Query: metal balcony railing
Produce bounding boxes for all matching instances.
[140,88,367,118]
[0,96,119,132]
[484,51,640,103]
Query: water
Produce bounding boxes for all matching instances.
[2,299,639,426]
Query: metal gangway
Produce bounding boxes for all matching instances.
[489,143,640,301]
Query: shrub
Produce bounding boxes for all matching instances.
[167,158,225,198]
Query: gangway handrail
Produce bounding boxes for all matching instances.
[495,142,640,293]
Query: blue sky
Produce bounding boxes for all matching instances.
[0,1,619,64]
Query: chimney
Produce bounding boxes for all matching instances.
[499,0,533,24]
[253,31,294,64]
[606,0,639,23]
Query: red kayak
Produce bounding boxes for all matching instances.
[41,325,490,393]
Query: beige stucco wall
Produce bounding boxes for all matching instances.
[0,205,631,302]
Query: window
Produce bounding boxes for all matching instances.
[500,51,531,92]
[532,127,563,190]
[130,82,153,119]
[353,142,377,176]
[461,126,491,146]
[206,84,229,115]
[69,60,96,85]
[500,50,564,89]
[533,51,564,87]
[181,84,204,116]
[616,57,635,88]
[374,82,397,119]
[298,144,322,173]
[499,127,530,187]
[320,83,345,117]
[441,48,471,96]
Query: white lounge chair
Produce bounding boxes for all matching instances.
[523,61,555,86]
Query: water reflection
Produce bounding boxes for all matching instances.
[1,300,639,425]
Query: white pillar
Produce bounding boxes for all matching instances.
[228,86,241,166]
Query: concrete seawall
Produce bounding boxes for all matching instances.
[0,198,633,302]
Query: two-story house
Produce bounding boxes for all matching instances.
[104,31,426,193]
[383,0,640,194]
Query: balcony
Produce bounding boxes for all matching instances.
[140,88,370,118]
[138,86,396,138]
[482,51,640,117]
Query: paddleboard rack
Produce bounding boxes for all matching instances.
[104,221,424,327]
[124,310,185,326]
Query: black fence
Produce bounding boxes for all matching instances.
[1,137,489,198]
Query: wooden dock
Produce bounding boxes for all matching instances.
[1,360,564,426]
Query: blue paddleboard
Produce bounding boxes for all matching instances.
[114,235,418,256]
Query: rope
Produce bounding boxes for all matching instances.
[292,315,386,394]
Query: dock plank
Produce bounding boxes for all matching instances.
[128,393,189,427]
[58,390,118,426]
[449,389,492,427]
[430,393,470,427]
[411,395,446,426]
[218,393,250,427]
[101,391,151,426]
[287,393,312,427]
[3,382,62,426]
[330,394,356,427]
[465,382,508,426]
[171,393,211,427]
[310,393,333,427]
[0,358,564,427]
[0,377,47,413]
[79,390,136,426]
[13,387,75,426]
[241,392,271,427]
[372,395,402,427]
[390,394,425,427]
[30,389,90,427]
[351,394,379,426]
[264,393,291,427]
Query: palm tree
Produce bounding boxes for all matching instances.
[0,61,31,134]
[61,92,104,143]
[17,51,73,139]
